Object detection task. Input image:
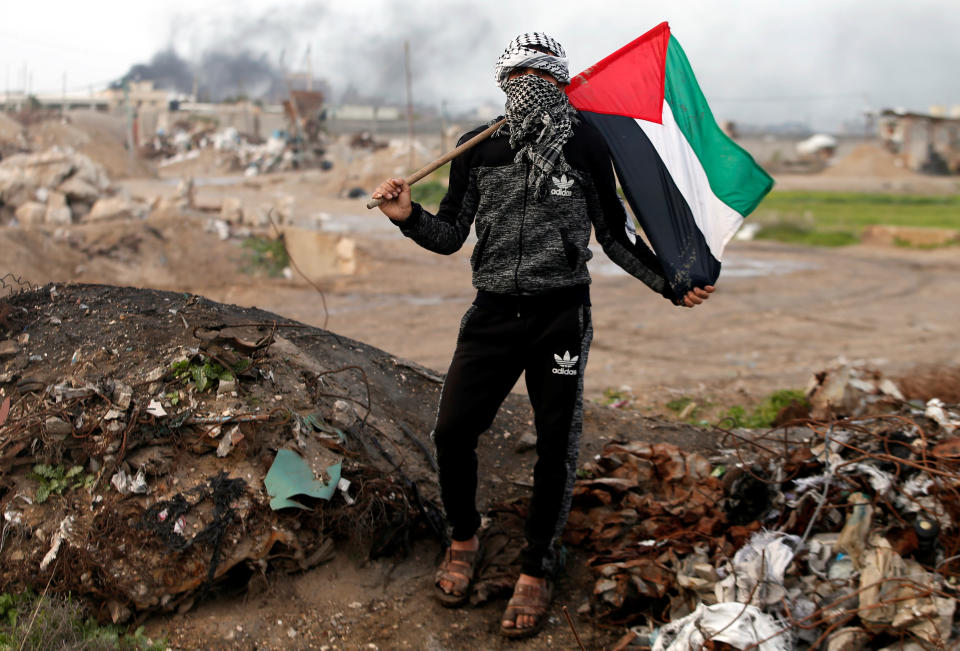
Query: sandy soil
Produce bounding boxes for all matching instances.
[112,170,960,419]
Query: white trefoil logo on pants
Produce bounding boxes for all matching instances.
[552,351,579,375]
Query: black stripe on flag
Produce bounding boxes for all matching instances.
[581,110,721,294]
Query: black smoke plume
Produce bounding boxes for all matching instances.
[111,49,193,93]
[112,48,292,102]
[113,1,497,107]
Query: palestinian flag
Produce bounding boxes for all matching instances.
[565,22,773,296]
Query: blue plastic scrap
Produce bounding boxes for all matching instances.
[265,449,342,510]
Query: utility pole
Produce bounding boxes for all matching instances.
[305,45,312,92]
[61,72,67,117]
[124,80,135,161]
[404,41,415,170]
[440,100,448,154]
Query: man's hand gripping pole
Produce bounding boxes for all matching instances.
[366,118,506,209]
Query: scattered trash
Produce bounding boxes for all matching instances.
[718,531,800,607]
[806,361,903,420]
[48,382,97,402]
[565,399,960,648]
[205,218,231,241]
[265,449,342,510]
[925,398,960,432]
[146,399,167,417]
[349,132,387,151]
[215,425,243,457]
[337,477,355,506]
[39,515,75,571]
[147,123,330,177]
[110,468,149,496]
[652,602,791,651]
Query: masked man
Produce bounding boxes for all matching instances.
[374,32,712,638]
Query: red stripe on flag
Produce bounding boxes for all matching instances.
[565,21,669,123]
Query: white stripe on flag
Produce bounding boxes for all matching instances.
[636,101,744,260]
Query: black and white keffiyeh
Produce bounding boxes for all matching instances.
[499,75,578,201]
[494,32,570,90]
[492,33,577,200]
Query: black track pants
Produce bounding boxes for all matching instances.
[432,296,593,578]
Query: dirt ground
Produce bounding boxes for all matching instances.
[2,115,960,649]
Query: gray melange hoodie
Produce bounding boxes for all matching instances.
[395,118,671,299]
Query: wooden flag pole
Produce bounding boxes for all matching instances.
[366,118,506,210]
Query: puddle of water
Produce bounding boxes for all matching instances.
[720,256,817,277]
[193,177,247,187]
[589,247,816,279]
[155,176,247,187]
[314,213,400,236]
[280,215,813,280]
[314,212,482,243]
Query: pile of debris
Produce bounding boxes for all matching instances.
[349,132,388,151]
[0,112,29,159]
[0,284,448,623]
[808,360,960,421]
[0,148,146,226]
[569,401,960,648]
[151,125,330,177]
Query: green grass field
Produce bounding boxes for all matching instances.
[414,176,960,248]
[750,191,960,246]
[409,163,450,209]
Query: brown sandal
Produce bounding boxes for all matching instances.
[500,579,553,639]
[434,542,484,608]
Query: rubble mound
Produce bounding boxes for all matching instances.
[0,148,124,226]
[26,111,155,180]
[823,143,913,178]
[0,283,462,623]
[0,113,28,158]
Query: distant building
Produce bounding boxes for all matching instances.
[327,105,401,121]
[98,81,174,112]
[1,91,110,112]
[878,109,960,174]
[1,81,184,114]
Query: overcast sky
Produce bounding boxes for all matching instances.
[3,0,959,130]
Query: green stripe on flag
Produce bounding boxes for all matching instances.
[664,35,773,216]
